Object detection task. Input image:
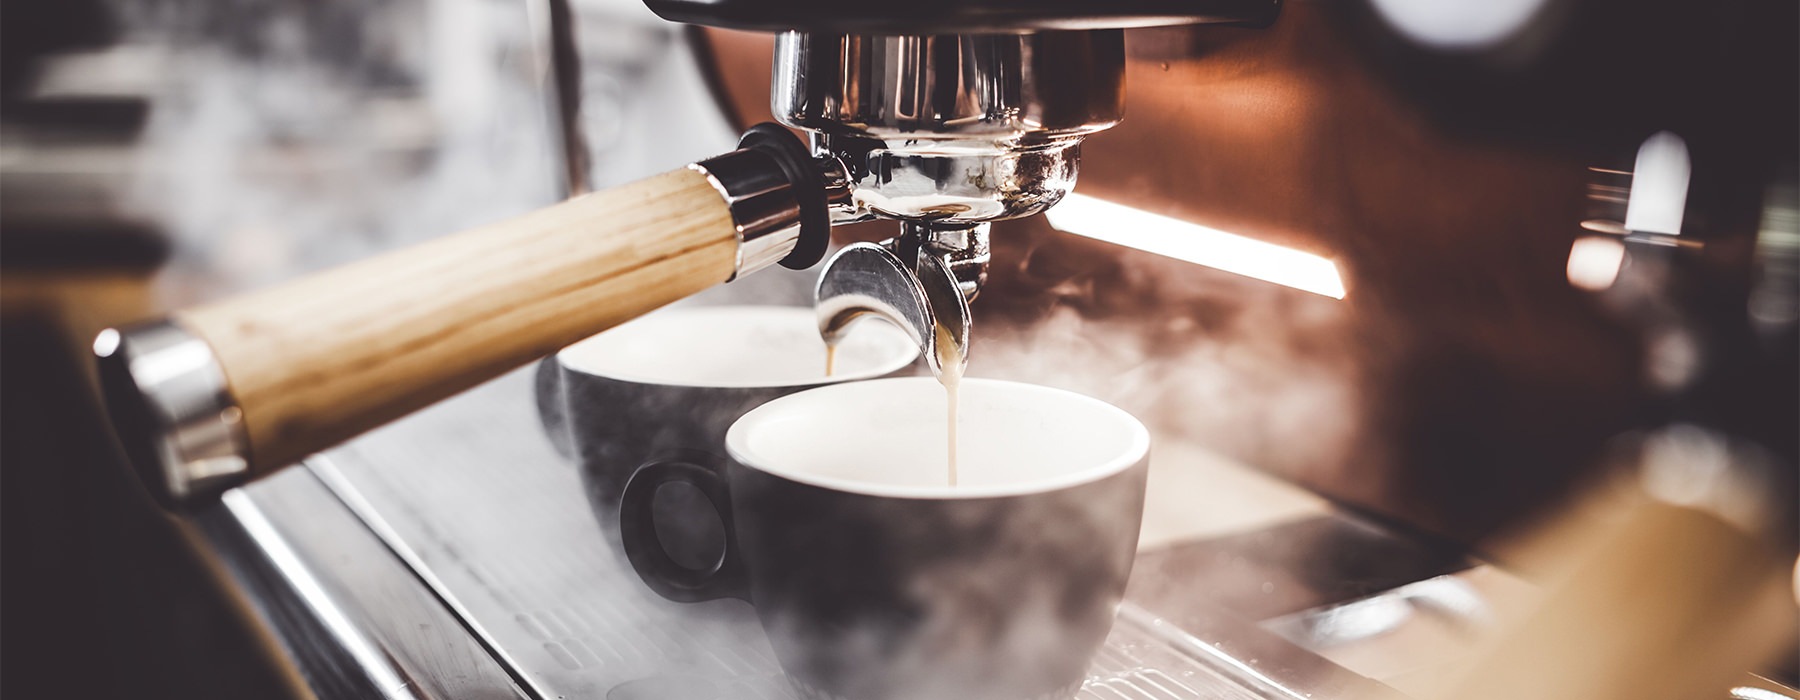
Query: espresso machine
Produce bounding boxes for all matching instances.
[40,0,1798,697]
[94,0,1280,508]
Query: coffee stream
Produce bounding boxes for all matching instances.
[933,324,963,487]
[823,326,963,487]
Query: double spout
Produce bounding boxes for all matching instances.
[814,223,986,378]
[785,29,1123,378]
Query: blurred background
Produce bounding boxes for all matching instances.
[2,0,688,694]
[2,0,1795,697]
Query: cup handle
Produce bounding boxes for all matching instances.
[619,452,749,602]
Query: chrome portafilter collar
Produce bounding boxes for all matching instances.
[774,30,1125,227]
[786,30,1123,376]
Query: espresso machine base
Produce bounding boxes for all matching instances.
[195,363,1474,700]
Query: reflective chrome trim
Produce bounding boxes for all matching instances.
[916,222,991,302]
[198,467,532,699]
[815,241,971,378]
[775,31,1123,226]
[94,320,251,508]
[690,151,805,280]
[222,490,418,698]
[775,32,1124,141]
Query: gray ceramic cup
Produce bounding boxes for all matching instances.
[535,305,918,561]
[621,377,1151,700]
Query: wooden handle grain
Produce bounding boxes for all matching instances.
[175,166,738,471]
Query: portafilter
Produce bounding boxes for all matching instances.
[96,0,1281,508]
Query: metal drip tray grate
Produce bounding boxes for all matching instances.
[1080,619,1266,700]
[272,369,1293,699]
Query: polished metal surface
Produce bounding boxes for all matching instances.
[815,242,972,377]
[1118,604,1407,700]
[641,0,1282,34]
[774,31,1124,140]
[810,114,1080,223]
[93,320,251,508]
[816,152,857,225]
[238,367,1395,700]
[691,148,806,278]
[915,222,991,302]
[196,468,529,699]
[773,31,1123,226]
[692,125,850,278]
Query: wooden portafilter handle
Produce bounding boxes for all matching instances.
[95,124,837,509]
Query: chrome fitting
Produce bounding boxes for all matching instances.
[815,241,972,379]
[691,149,804,279]
[691,123,845,280]
[774,31,1124,227]
[910,222,990,303]
[94,321,251,508]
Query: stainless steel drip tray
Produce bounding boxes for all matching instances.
[212,368,1407,700]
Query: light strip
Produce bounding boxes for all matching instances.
[1044,193,1347,299]
[1623,131,1690,236]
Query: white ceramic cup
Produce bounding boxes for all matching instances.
[621,377,1150,700]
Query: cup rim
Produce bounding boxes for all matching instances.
[556,305,919,389]
[725,377,1150,500]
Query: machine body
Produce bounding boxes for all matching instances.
[95,2,1282,508]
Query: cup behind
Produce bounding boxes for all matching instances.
[535,305,918,558]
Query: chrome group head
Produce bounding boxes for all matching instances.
[783,30,1125,370]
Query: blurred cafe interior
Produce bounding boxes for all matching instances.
[1,0,1796,698]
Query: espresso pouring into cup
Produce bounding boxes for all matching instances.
[619,377,1151,700]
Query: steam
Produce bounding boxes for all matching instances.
[970,236,1364,485]
[114,0,557,298]
[734,438,1145,700]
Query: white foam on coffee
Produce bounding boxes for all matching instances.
[558,306,918,387]
[727,378,1149,499]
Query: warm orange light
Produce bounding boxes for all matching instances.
[1045,193,1347,299]
[1624,131,1690,236]
[1566,235,1627,292]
